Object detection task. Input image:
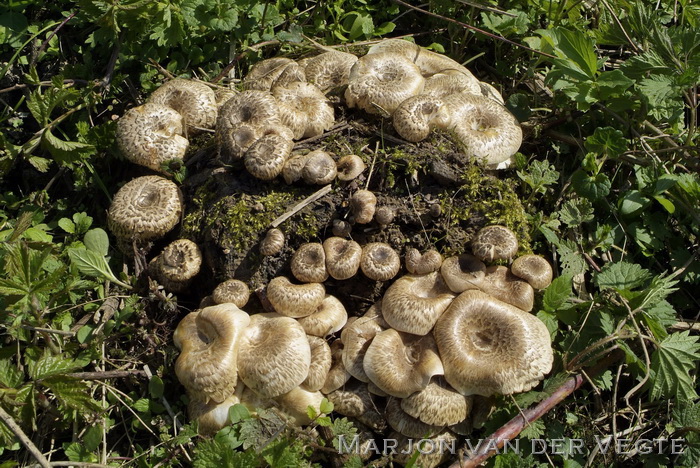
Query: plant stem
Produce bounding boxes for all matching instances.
[0,405,51,468]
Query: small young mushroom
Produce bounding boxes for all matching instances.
[301,150,337,185]
[265,276,326,318]
[297,294,348,337]
[244,133,293,180]
[188,393,240,435]
[374,206,395,226]
[212,279,250,308]
[471,225,519,263]
[272,82,335,139]
[260,228,285,256]
[323,237,362,280]
[360,242,401,281]
[350,189,377,224]
[281,153,309,184]
[440,254,487,293]
[303,50,359,93]
[340,302,388,382]
[392,94,451,142]
[405,248,443,275]
[151,239,202,292]
[290,243,329,283]
[326,380,387,431]
[511,254,554,290]
[243,58,304,91]
[301,336,332,392]
[331,219,352,237]
[147,78,218,133]
[274,387,325,425]
[336,154,366,182]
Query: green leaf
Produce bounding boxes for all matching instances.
[67,248,130,289]
[652,195,675,213]
[41,129,95,166]
[133,398,150,412]
[58,218,75,234]
[63,442,97,462]
[83,228,109,256]
[557,198,594,226]
[542,274,573,313]
[517,159,559,195]
[193,439,258,468]
[83,424,103,452]
[72,212,93,233]
[43,376,101,413]
[76,324,95,344]
[571,169,611,200]
[0,355,23,388]
[595,69,634,99]
[319,398,333,415]
[228,404,251,424]
[27,349,89,380]
[595,261,652,292]
[548,28,599,80]
[584,127,627,158]
[520,418,546,439]
[650,331,700,400]
[149,375,164,399]
[618,190,652,217]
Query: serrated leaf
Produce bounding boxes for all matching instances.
[584,127,628,158]
[0,356,23,388]
[27,349,88,380]
[517,159,559,195]
[595,261,652,292]
[592,369,613,390]
[558,198,594,226]
[43,376,100,413]
[542,274,573,313]
[650,331,700,400]
[319,398,333,414]
[64,442,97,462]
[41,129,95,166]
[520,418,546,439]
[193,439,258,468]
[571,169,611,200]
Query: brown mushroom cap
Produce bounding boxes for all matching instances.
[281,152,309,184]
[385,396,444,439]
[368,38,478,79]
[174,304,251,403]
[326,380,387,431]
[323,237,362,280]
[152,239,202,292]
[303,51,359,93]
[363,328,444,398]
[423,70,482,97]
[480,265,535,312]
[291,243,329,283]
[272,82,335,139]
[274,386,325,425]
[440,254,487,293]
[350,189,377,224]
[266,276,326,318]
[211,279,250,308]
[401,378,473,426]
[237,313,311,398]
[406,248,443,275]
[260,228,285,256]
[340,302,388,382]
[302,336,332,392]
[302,150,337,185]
[297,294,348,337]
[360,242,401,281]
[392,94,451,142]
[511,254,553,290]
[434,290,553,396]
[107,175,183,243]
[374,206,395,226]
[471,225,519,263]
[321,339,351,394]
[381,272,455,335]
[244,133,293,180]
[116,103,189,173]
[243,58,304,91]
[147,78,218,132]
[336,154,366,181]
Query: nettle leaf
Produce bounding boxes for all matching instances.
[41,129,95,166]
[193,439,258,468]
[27,349,89,380]
[571,169,611,200]
[584,127,627,158]
[43,376,101,414]
[516,159,559,195]
[671,401,700,467]
[520,418,546,439]
[0,354,23,388]
[595,261,652,292]
[481,9,529,37]
[650,331,700,400]
[558,198,594,226]
[542,274,573,313]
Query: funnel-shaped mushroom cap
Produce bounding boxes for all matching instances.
[291,243,328,283]
[341,302,388,382]
[321,339,351,394]
[423,70,482,97]
[345,52,425,115]
[392,95,451,142]
[243,58,304,91]
[434,290,553,396]
[336,154,366,182]
[385,397,444,438]
[405,248,443,275]
[238,313,311,398]
[479,81,506,105]
[363,328,444,398]
[151,239,202,292]
[260,228,285,256]
[381,273,455,335]
[273,82,335,139]
[368,38,476,78]
[304,51,359,92]
[174,304,251,403]
[188,393,240,435]
[471,225,519,263]
[350,189,377,224]
[360,242,401,281]
[147,78,218,132]
[401,378,472,426]
[212,279,250,308]
[480,265,535,312]
[440,254,486,293]
[323,237,362,280]
[107,175,183,243]
[266,276,326,318]
[302,336,332,392]
[511,254,553,290]
[297,294,348,337]
[116,103,189,173]
[244,133,293,180]
[274,387,325,425]
[442,93,522,168]
[302,150,337,185]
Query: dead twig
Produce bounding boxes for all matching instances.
[0,405,51,468]
[65,370,147,380]
[270,185,333,228]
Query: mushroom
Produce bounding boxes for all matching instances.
[336,154,366,181]
[147,78,218,133]
[265,276,325,318]
[302,150,337,184]
[326,380,387,431]
[173,304,251,403]
[237,313,311,398]
[392,94,451,142]
[211,279,250,308]
[401,378,473,426]
[390,429,458,468]
[374,206,395,226]
[150,239,202,292]
[405,248,443,275]
[363,328,444,398]
[260,228,285,256]
[303,51,359,93]
[381,272,455,335]
[470,224,519,263]
[302,336,332,392]
[360,242,401,281]
[479,81,506,105]
[272,82,335,139]
[323,237,362,280]
[350,189,377,224]
[511,254,553,290]
[341,302,388,382]
[423,70,482,97]
[281,152,309,184]
[291,243,329,283]
[243,58,305,91]
[440,254,487,293]
[116,103,189,173]
[368,38,477,79]
[297,294,348,337]
[188,393,240,435]
[274,387,325,425]
[331,219,352,237]
[433,290,553,396]
[321,339,351,394]
[107,175,183,245]
[384,397,444,438]
[244,133,293,180]
[479,265,535,312]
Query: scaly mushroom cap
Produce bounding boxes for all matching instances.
[107,175,183,242]
[302,150,337,184]
[266,276,326,318]
[174,304,251,403]
[350,189,377,224]
[401,378,473,426]
[405,248,443,275]
[360,242,401,281]
[237,313,311,398]
[336,154,366,181]
[291,243,329,283]
[273,82,335,139]
[321,339,351,394]
[274,387,325,425]
[423,70,482,97]
[244,133,293,180]
[385,397,444,439]
[434,290,553,396]
[116,103,189,173]
[302,336,332,392]
[511,254,553,290]
[368,38,478,79]
[304,51,359,93]
[440,254,487,293]
[345,52,425,115]
[340,302,388,382]
[327,380,387,431]
[152,239,202,292]
[471,224,519,263]
[363,328,444,398]
[243,58,304,91]
[374,206,395,226]
[480,265,535,312]
[215,88,237,108]
[323,237,362,280]
[188,393,240,435]
[442,93,523,168]
[297,294,348,337]
[281,153,309,184]
[260,228,285,256]
[381,272,455,335]
[392,94,451,142]
[211,279,250,308]
[390,429,458,468]
[147,78,218,133]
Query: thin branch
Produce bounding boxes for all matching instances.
[33,12,77,64]
[270,185,332,228]
[65,370,147,380]
[0,405,51,468]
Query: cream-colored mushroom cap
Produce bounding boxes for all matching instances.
[321,339,351,394]
[174,304,251,403]
[107,175,183,242]
[374,206,395,226]
[471,224,519,263]
[116,103,189,173]
[480,265,535,312]
[212,279,250,308]
[274,387,325,425]
[302,336,332,392]
[302,150,337,185]
[405,248,443,275]
[243,58,304,91]
[401,378,472,426]
[340,302,388,382]
[273,82,335,139]
[336,154,366,182]
[323,237,362,280]
[147,78,218,133]
[360,242,401,281]
[423,70,482,97]
[391,429,457,468]
[244,133,293,180]
[392,94,451,142]
[151,239,202,292]
[260,228,285,256]
[304,51,359,92]
[350,189,377,224]
[385,397,444,439]
[237,313,311,398]
[327,380,387,431]
[297,294,348,337]
[511,254,553,290]
[442,93,522,167]
[266,276,326,318]
[291,243,328,283]
[381,272,455,335]
[281,152,309,184]
[345,52,425,115]
[479,81,506,105]
[440,254,486,293]
[434,290,553,396]
[188,393,240,436]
